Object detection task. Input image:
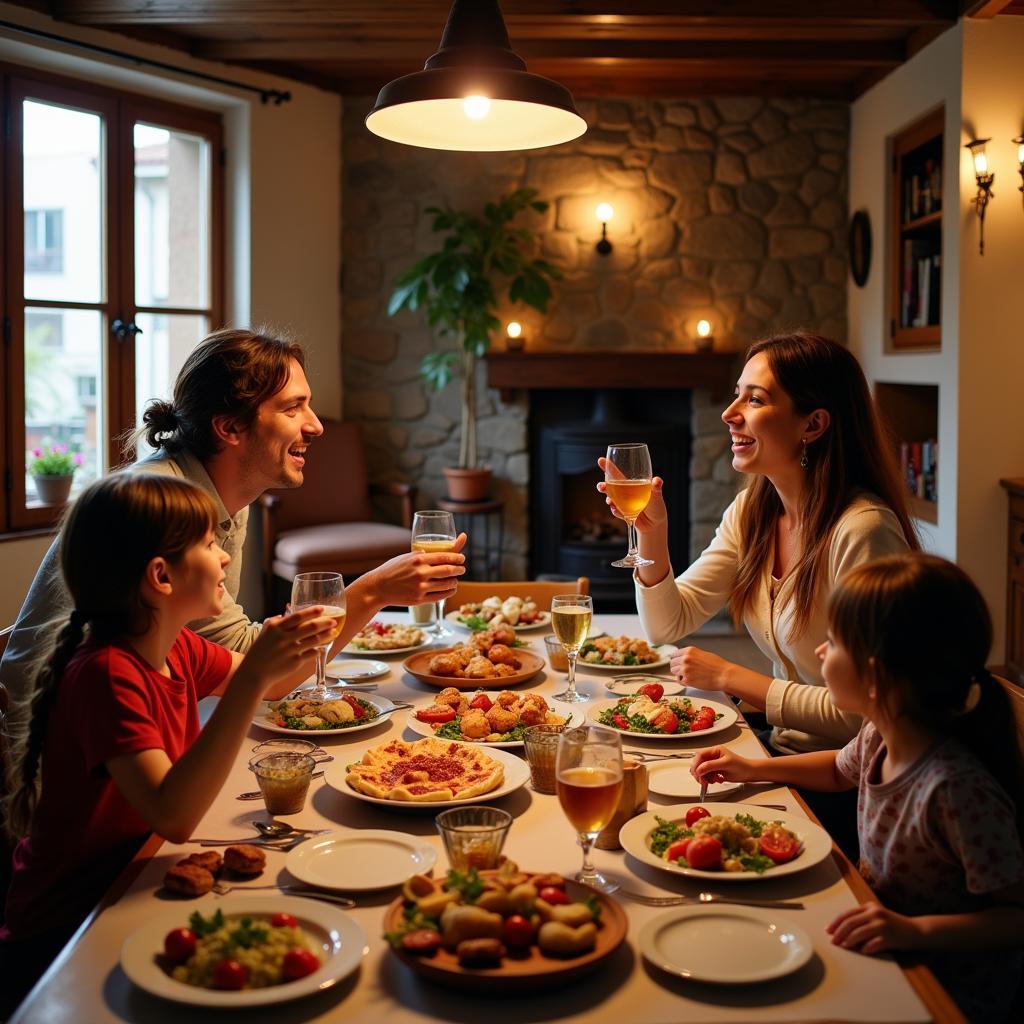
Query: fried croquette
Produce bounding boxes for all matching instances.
[428,653,463,677]
[487,644,519,667]
[493,663,517,677]
[223,844,266,876]
[465,655,498,679]
[181,851,223,873]
[485,704,518,733]
[459,708,491,739]
[495,690,519,708]
[163,862,215,897]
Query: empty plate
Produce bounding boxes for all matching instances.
[646,760,742,800]
[286,829,437,891]
[639,906,813,984]
[605,674,684,697]
[326,658,389,680]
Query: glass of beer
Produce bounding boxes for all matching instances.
[291,571,345,697]
[556,725,624,891]
[550,593,593,704]
[411,510,457,639]
[604,442,654,568]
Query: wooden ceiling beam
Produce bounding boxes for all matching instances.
[961,0,1014,16]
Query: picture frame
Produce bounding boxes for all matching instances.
[848,209,872,288]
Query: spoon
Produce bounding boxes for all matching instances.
[252,820,328,839]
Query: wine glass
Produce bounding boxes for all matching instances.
[411,510,458,639]
[556,725,624,892]
[550,594,593,704]
[605,442,654,568]
[291,571,345,697]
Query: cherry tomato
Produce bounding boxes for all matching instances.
[282,948,321,980]
[416,706,457,724]
[271,913,298,928]
[683,835,723,871]
[162,927,196,964]
[538,886,571,905]
[212,959,248,990]
[502,914,534,948]
[637,682,664,703]
[758,826,801,864]
[685,806,711,827]
[401,929,442,955]
[341,694,366,719]
[652,708,679,734]
[665,839,692,864]
[470,693,493,712]
[612,713,631,730]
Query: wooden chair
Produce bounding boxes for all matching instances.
[260,421,416,612]
[443,577,589,614]
[995,673,1024,754]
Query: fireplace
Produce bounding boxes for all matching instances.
[528,389,692,610]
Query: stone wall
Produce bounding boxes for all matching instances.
[341,96,849,576]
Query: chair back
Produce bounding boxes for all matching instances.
[264,420,374,532]
[996,674,1024,757]
[444,578,589,614]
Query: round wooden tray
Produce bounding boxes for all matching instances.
[382,872,628,992]
[402,647,545,690]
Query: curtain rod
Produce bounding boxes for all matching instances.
[0,19,292,105]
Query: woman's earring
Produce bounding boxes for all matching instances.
[799,440,809,469]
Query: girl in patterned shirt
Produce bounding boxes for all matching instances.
[693,553,1024,1021]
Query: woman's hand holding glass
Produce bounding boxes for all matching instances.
[597,459,668,535]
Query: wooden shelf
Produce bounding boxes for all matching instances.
[910,495,938,524]
[900,210,942,233]
[891,324,940,349]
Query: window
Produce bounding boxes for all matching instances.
[24,209,63,272]
[1,65,223,531]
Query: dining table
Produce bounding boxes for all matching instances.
[10,612,964,1024]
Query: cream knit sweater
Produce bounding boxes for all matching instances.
[635,488,910,753]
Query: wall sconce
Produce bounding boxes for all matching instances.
[505,320,525,351]
[965,138,994,255]
[1013,135,1024,207]
[595,202,613,255]
[695,319,714,353]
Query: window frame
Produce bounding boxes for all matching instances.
[2,62,223,533]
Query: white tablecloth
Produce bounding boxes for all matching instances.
[11,615,931,1023]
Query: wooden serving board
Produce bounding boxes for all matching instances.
[402,647,545,690]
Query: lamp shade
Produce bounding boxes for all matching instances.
[366,0,587,152]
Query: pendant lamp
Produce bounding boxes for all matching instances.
[365,0,587,152]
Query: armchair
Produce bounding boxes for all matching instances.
[260,421,416,611]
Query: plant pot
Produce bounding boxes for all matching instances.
[33,473,73,505]
[442,466,492,503]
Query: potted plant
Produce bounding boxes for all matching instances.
[28,444,83,505]
[389,187,561,502]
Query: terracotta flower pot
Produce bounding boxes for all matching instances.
[33,473,73,505]
[442,466,492,502]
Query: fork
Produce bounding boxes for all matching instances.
[195,835,309,848]
[615,888,804,910]
[623,751,696,762]
[211,881,355,907]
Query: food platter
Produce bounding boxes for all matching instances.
[382,873,628,992]
[325,745,531,812]
[445,609,552,632]
[254,693,397,737]
[120,894,368,1007]
[587,695,737,741]
[576,643,677,672]
[638,906,813,984]
[286,830,437,892]
[402,647,545,690]
[342,622,432,656]
[404,691,573,748]
[619,802,833,882]
[342,638,431,656]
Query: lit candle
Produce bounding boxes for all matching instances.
[506,320,524,351]
[695,319,714,352]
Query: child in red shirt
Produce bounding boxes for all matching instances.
[0,474,334,1007]
[693,554,1024,1021]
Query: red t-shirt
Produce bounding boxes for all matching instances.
[1,628,231,941]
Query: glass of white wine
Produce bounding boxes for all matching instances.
[550,593,593,704]
[411,510,457,639]
[556,725,624,891]
[291,571,345,697]
[605,442,654,568]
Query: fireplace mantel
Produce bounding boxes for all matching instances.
[485,350,737,402]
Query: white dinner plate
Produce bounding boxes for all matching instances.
[639,905,813,984]
[604,675,684,697]
[619,802,833,882]
[286,829,437,892]
[587,695,737,741]
[326,658,390,680]
[645,761,742,800]
[326,745,531,811]
[576,643,677,672]
[445,609,552,632]
[342,634,432,656]
[404,693,575,748]
[255,693,397,737]
[120,894,368,1007]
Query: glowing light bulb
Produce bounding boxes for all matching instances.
[463,95,490,120]
[595,202,613,223]
[697,319,712,338]
[1017,141,1024,166]
[506,321,522,339]
[973,150,988,175]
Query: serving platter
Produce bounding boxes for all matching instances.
[402,647,544,690]
[587,695,737,741]
[445,609,552,632]
[576,643,677,673]
[254,693,397,737]
[382,872,628,992]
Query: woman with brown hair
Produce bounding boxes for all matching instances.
[601,332,919,755]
